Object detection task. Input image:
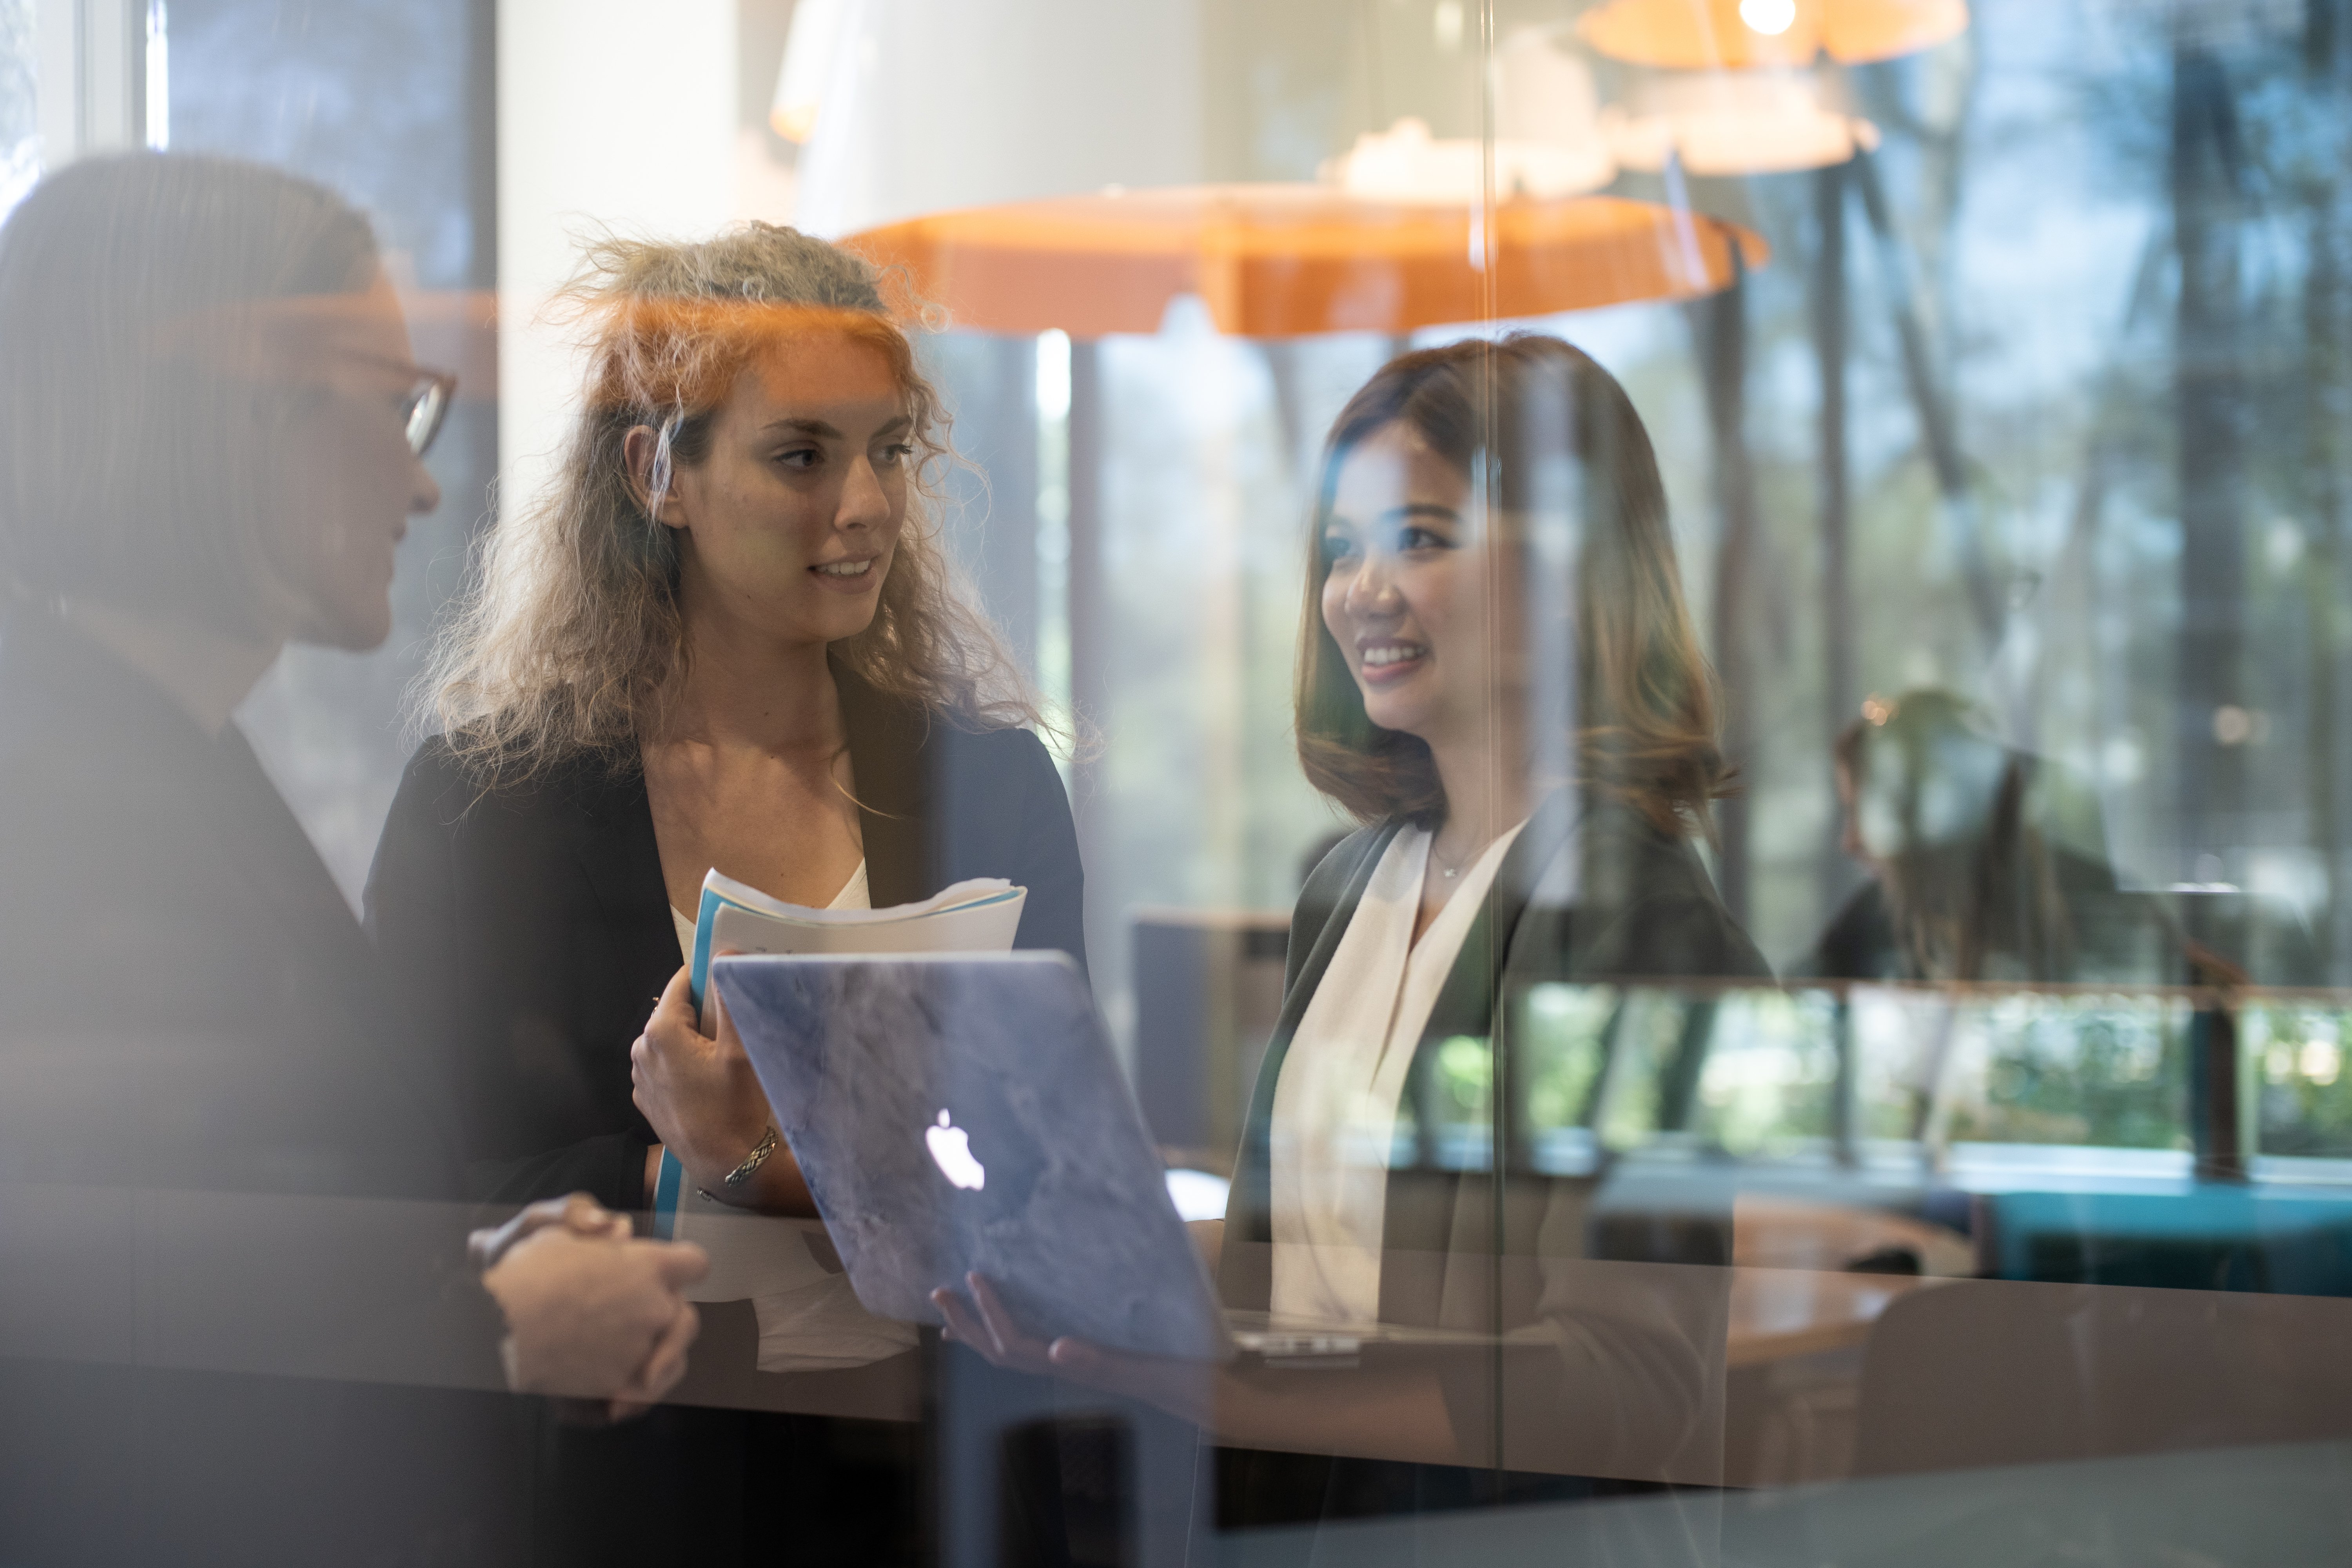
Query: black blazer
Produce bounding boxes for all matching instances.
[0,608,517,1564]
[1217,793,1769,1490]
[364,664,1088,1212]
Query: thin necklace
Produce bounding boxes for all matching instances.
[1430,830,1483,880]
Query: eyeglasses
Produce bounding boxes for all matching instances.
[401,369,458,459]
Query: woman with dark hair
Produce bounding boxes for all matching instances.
[0,152,706,1566]
[941,335,1767,1534]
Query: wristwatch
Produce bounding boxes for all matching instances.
[698,1123,779,1203]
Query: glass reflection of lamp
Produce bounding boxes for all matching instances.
[1571,0,1960,176]
[1326,33,1615,203]
[835,185,1759,339]
[824,28,1749,334]
[797,9,1760,336]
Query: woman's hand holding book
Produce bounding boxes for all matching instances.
[632,964,815,1216]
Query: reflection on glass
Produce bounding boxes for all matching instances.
[10,0,2352,1559]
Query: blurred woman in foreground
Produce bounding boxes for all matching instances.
[0,152,704,1565]
[942,335,1768,1536]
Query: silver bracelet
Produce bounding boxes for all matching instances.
[721,1124,779,1191]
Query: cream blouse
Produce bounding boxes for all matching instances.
[1268,820,1527,1325]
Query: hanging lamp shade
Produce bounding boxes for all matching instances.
[1579,0,1968,70]
[1327,116,1614,206]
[842,184,1767,339]
[1565,0,1964,180]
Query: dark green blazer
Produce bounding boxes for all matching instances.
[1218,792,1769,1484]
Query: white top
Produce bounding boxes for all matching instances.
[1269,820,1528,1325]
[667,859,911,1375]
[670,859,870,961]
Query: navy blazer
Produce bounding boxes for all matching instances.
[365,664,1087,1212]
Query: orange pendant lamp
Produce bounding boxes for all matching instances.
[793,2,1767,339]
[1579,0,1969,72]
[843,183,1766,340]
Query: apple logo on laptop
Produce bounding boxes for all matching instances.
[926,1110,985,1191]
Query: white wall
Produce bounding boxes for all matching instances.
[495,0,740,519]
[794,0,1203,239]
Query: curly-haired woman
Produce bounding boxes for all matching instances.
[364,222,1082,1566]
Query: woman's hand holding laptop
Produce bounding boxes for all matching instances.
[933,1270,1462,1466]
[932,1272,1216,1426]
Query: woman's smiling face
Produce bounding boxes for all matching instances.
[1318,419,1490,746]
[650,328,913,648]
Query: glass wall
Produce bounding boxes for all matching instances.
[6,1,2352,1564]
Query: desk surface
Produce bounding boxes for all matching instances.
[1726,1266,1943,1367]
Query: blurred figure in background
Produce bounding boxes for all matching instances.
[1791,688,2294,985]
[0,153,704,1566]
[1805,690,2118,982]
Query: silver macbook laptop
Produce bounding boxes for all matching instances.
[711,952,1236,1362]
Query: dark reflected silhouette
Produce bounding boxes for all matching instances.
[1803,688,2325,987]
[1804,690,2133,983]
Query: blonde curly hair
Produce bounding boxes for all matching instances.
[423,221,1040,786]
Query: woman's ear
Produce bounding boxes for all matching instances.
[622,424,686,530]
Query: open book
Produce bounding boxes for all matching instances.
[652,869,1028,1249]
[685,869,1026,1025]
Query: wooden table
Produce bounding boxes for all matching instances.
[1728,1265,1946,1368]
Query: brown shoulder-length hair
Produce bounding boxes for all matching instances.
[426,222,1040,787]
[1295,333,1729,835]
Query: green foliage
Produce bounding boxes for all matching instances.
[2251,1005,2352,1156]
[1514,983,1617,1133]
[1689,990,1842,1156]
[1431,1034,1492,1124]
[1941,994,2187,1149]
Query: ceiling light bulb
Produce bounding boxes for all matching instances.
[1739,0,1799,35]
